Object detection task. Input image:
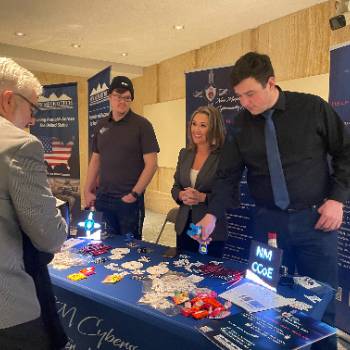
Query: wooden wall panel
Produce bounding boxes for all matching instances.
[158,51,196,102]
[330,26,350,47]
[131,64,158,115]
[196,30,253,69]
[254,2,330,81]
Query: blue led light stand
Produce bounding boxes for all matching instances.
[74,208,105,240]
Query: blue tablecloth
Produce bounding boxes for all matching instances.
[49,236,333,350]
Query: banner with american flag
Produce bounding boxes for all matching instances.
[30,82,79,178]
[30,82,81,220]
[41,136,74,170]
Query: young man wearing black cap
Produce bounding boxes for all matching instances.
[84,76,160,239]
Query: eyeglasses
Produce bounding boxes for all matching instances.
[110,92,132,102]
[14,93,41,117]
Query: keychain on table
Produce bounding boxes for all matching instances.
[198,240,208,255]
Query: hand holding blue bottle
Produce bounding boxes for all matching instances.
[186,223,210,254]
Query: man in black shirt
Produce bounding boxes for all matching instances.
[84,76,159,239]
[198,52,350,349]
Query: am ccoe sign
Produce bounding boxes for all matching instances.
[247,240,283,290]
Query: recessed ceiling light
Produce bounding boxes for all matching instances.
[71,43,81,48]
[121,52,128,57]
[14,32,25,37]
[173,25,185,30]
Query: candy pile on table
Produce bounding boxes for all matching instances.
[180,290,232,320]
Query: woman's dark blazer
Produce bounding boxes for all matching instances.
[171,147,227,241]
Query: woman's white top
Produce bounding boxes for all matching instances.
[190,168,199,188]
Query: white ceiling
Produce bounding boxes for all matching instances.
[0,0,327,78]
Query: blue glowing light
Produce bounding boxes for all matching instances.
[77,210,101,237]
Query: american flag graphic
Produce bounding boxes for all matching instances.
[40,136,73,169]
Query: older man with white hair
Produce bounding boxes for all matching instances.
[0,57,68,349]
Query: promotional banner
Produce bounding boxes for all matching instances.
[186,66,241,134]
[329,42,350,333]
[30,82,80,220]
[186,66,254,263]
[88,66,111,155]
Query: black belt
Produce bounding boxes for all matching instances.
[285,204,319,213]
[256,202,321,212]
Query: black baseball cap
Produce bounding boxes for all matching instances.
[108,76,134,100]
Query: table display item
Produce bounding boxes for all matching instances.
[78,243,112,256]
[180,290,231,320]
[67,272,87,281]
[186,223,209,255]
[103,274,124,284]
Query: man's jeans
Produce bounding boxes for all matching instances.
[96,192,145,240]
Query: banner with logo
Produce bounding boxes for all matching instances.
[88,67,111,155]
[329,42,350,334]
[30,82,81,220]
[186,66,241,136]
[186,66,255,263]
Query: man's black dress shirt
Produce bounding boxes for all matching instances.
[209,88,350,218]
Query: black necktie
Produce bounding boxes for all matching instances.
[263,109,290,210]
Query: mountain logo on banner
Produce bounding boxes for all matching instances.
[38,93,73,110]
[40,136,74,170]
[90,83,109,105]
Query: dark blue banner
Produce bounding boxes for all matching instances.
[186,66,241,133]
[329,43,350,334]
[186,66,253,263]
[30,82,80,220]
[198,307,336,350]
[88,67,111,155]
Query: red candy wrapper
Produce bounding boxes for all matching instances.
[80,266,96,276]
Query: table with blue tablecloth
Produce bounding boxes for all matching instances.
[48,236,334,350]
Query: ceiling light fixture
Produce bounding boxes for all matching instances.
[71,43,81,48]
[14,32,25,37]
[173,25,185,30]
[121,52,128,57]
